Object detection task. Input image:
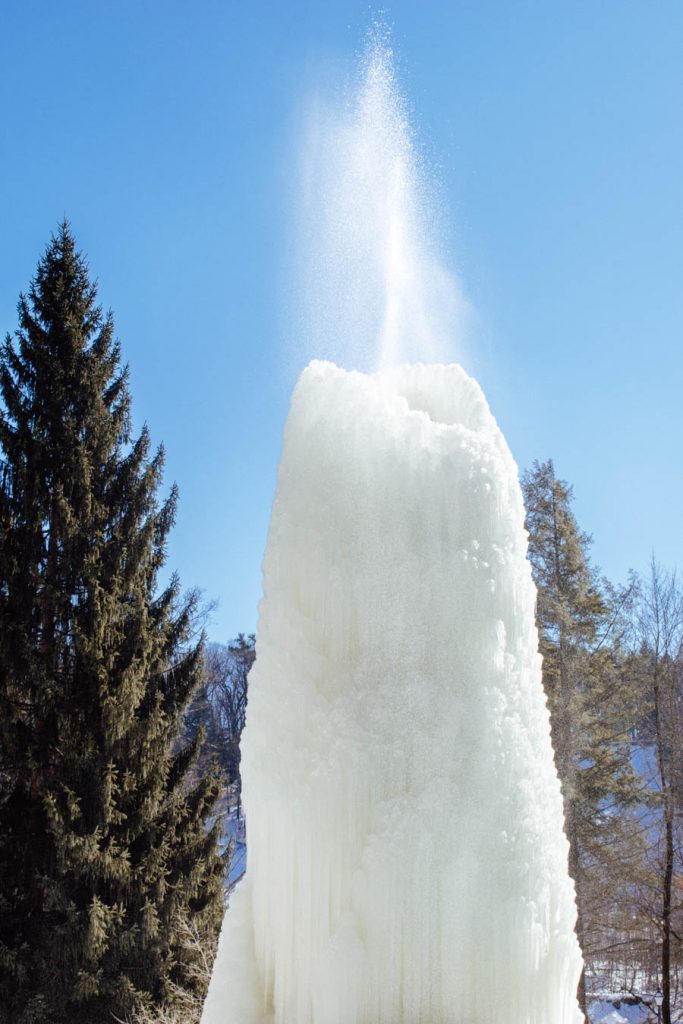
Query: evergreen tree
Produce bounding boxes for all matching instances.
[0,223,225,1024]
[522,459,640,1018]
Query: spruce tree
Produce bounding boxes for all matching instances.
[522,459,640,1018]
[0,223,225,1024]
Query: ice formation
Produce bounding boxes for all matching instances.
[202,359,584,1024]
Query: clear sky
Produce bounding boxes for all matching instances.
[1,1,681,640]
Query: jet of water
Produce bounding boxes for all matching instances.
[295,26,466,372]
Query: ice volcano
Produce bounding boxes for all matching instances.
[201,360,583,1024]
[202,25,583,1023]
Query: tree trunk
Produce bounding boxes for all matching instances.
[652,654,674,1024]
[567,811,589,1022]
[662,812,673,1024]
[550,495,589,1022]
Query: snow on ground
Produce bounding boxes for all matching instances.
[226,815,246,886]
[588,997,652,1023]
[211,797,247,889]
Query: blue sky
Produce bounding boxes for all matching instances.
[1,1,681,639]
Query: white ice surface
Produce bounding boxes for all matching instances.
[202,361,583,1023]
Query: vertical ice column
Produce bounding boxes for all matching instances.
[202,360,584,1024]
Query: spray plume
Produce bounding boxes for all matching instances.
[296,27,466,371]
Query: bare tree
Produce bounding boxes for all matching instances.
[184,635,255,816]
[633,560,683,1024]
[204,635,254,815]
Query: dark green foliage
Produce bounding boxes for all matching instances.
[0,224,225,1023]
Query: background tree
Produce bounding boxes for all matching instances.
[0,223,225,1024]
[522,459,641,1018]
[185,634,254,817]
[629,561,683,1024]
